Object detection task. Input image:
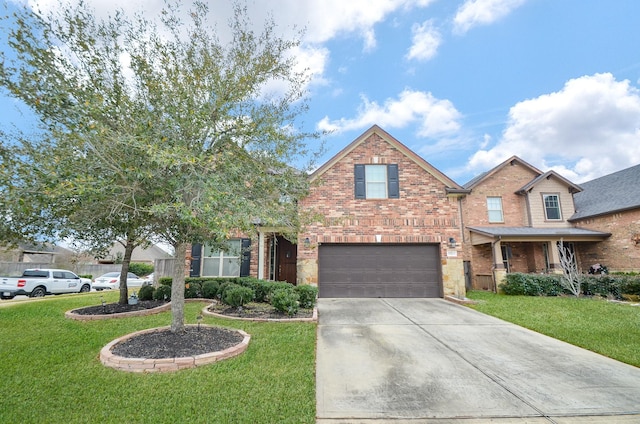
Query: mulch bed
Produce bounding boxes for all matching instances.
[207,301,314,319]
[81,299,309,360]
[111,326,244,359]
[71,300,167,315]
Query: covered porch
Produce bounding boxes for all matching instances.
[467,226,611,291]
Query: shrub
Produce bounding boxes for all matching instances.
[295,285,318,309]
[500,273,563,296]
[128,262,154,277]
[153,284,171,301]
[138,284,155,301]
[159,277,172,286]
[271,288,299,316]
[222,284,255,308]
[265,281,294,302]
[202,280,220,299]
[79,274,92,280]
[184,283,200,299]
[242,280,282,303]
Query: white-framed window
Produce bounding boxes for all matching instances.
[354,164,399,199]
[365,165,387,199]
[543,194,562,220]
[487,197,504,223]
[202,239,241,277]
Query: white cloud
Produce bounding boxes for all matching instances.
[453,0,527,34]
[25,0,434,95]
[317,89,461,137]
[406,20,441,61]
[468,73,640,182]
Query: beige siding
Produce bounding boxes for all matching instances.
[527,178,575,228]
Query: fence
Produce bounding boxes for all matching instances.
[154,258,176,282]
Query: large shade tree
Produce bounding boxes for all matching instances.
[0,1,319,330]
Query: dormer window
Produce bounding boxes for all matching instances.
[354,164,399,199]
[543,194,562,220]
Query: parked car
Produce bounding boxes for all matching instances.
[0,269,92,299]
[93,272,151,291]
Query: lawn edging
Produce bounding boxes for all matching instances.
[100,324,250,373]
[202,304,318,322]
[65,301,172,320]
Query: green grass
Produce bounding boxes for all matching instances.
[467,290,640,367]
[0,292,316,424]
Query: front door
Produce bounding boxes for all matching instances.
[275,236,297,285]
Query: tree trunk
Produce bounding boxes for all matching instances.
[118,239,135,305]
[171,241,188,332]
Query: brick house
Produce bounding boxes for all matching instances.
[296,125,468,298]
[460,156,610,291]
[186,128,637,297]
[569,163,640,272]
[188,125,467,299]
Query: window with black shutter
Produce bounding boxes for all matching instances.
[354,164,399,199]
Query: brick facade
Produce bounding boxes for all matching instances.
[297,127,466,297]
[573,210,640,272]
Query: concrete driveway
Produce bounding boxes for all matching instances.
[316,298,640,423]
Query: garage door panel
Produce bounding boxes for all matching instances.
[318,244,441,298]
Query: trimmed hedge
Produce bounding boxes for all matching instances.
[499,272,640,298]
[155,277,319,310]
[128,262,154,278]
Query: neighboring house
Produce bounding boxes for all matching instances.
[460,156,610,291]
[569,163,640,272]
[98,242,174,264]
[297,125,467,298]
[0,243,74,263]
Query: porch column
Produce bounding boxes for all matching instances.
[549,240,563,274]
[492,239,507,291]
[258,231,265,280]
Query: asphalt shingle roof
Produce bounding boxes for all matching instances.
[570,163,640,220]
[467,226,610,237]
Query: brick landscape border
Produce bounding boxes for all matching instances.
[65,301,172,321]
[202,304,318,322]
[100,324,250,373]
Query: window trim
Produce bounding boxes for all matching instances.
[190,239,251,278]
[542,193,562,221]
[486,196,504,223]
[202,240,242,277]
[365,164,387,199]
[354,164,399,199]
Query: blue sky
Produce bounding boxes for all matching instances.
[2,0,640,185]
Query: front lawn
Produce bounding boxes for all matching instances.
[466,290,640,367]
[0,292,316,424]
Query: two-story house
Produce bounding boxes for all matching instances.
[460,156,610,291]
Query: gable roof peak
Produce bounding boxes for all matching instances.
[463,155,543,189]
[310,125,463,189]
[516,170,582,194]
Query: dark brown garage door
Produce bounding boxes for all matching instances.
[318,243,441,298]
